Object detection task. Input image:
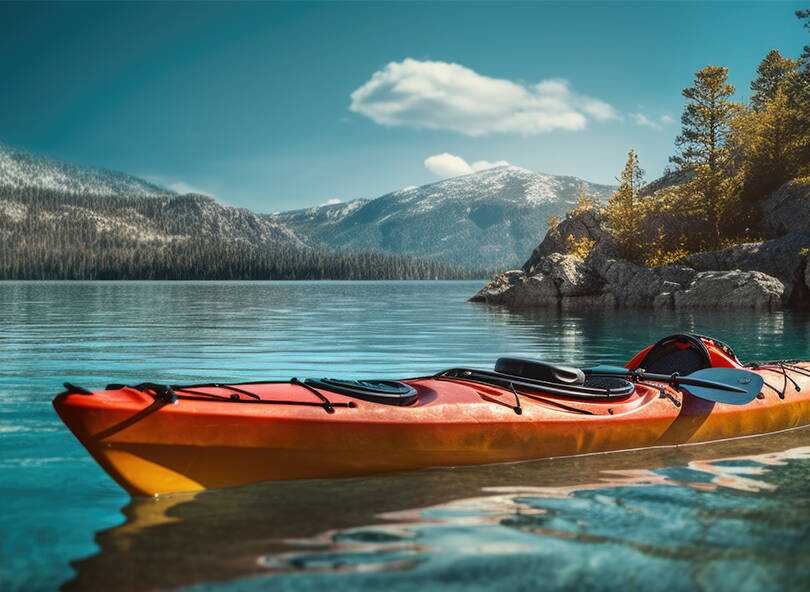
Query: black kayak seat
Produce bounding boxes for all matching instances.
[495,358,586,385]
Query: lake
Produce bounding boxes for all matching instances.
[2,280,810,592]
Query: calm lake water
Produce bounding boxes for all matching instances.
[2,280,810,592]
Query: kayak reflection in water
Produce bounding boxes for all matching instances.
[63,426,810,592]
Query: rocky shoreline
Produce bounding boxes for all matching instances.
[471,181,810,310]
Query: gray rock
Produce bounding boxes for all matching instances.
[470,254,600,306]
[469,270,525,303]
[587,249,665,306]
[673,271,785,309]
[652,281,684,310]
[653,292,674,309]
[507,274,561,306]
[559,292,617,309]
[761,181,810,237]
[655,265,698,288]
[639,169,695,197]
[530,253,601,297]
[806,258,810,291]
[678,234,810,302]
[523,208,613,272]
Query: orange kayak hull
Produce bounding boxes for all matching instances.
[53,364,810,497]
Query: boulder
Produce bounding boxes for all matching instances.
[761,180,810,237]
[652,281,683,309]
[639,169,695,197]
[587,245,665,306]
[678,234,810,302]
[673,271,785,310]
[469,270,525,303]
[655,265,698,289]
[523,208,613,273]
[494,273,560,306]
[470,254,601,306]
[530,253,602,297]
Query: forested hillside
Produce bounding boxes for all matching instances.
[600,9,810,266]
[0,187,485,280]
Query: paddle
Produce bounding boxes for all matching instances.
[585,365,763,405]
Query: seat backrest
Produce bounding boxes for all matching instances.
[632,334,711,375]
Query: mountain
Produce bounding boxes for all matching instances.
[268,166,615,269]
[0,141,616,271]
[0,186,488,280]
[0,142,172,197]
[0,141,307,248]
[0,147,482,280]
[0,188,304,249]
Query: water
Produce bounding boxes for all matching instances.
[1,280,809,592]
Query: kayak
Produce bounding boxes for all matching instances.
[53,334,810,497]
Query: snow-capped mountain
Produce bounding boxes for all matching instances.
[269,166,615,269]
[0,142,305,249]
[0,142,172,197]
[0,141,616,269]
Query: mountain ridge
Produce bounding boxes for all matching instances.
[0,142,173,197]
[268,165,616,268]
[1,141,616,269]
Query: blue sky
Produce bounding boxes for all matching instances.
[0,1,806,211]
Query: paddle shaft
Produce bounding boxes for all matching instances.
[585,367,748,394]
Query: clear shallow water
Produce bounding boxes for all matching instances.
[1,280,809,592]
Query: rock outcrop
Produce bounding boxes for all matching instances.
[678,234,810,303]
[638,169,696,197]
[471,207,806,311]
[761,180,810,237]
[522,209,613,272]
[672,271,785,309]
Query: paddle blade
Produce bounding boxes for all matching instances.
[682,368,763,405]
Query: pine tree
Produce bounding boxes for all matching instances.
[750,50,798,110]
[792,9,810,168]
[727,17,810,212]
[606,149,645,260]
[797,9,810,65]
[671,66,738,174]
[670,66,740,246]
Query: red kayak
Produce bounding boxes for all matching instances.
[53,334,810,496]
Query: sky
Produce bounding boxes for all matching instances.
[0,1,806,212]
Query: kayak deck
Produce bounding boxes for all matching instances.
[53,363,810,496]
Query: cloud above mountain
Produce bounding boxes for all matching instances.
[424,153,510,178]
[629,112,674,130]
[166,181,214,196]
[350,59,619,136]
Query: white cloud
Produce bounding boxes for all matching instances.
[471,159,510,171]
[629,113,661,130]
[320,198,343,206]
[424,153,510,178]
[425,153,474,177]
[630,112,675,130]
[143,175,215,196]
[350,59,619,136]
[167,181,214,196]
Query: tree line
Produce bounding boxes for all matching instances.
[603,8,810,266]
[0,187,487,280]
